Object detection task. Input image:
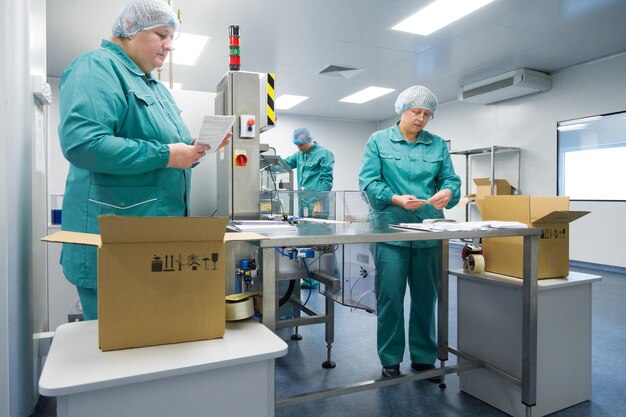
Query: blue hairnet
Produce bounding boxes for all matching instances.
[112,0,179,38]
[293,128,313,145]
[395,85,438,118]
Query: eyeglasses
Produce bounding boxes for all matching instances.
[408,108,432,120]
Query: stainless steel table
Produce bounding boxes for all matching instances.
[243,222,542,416]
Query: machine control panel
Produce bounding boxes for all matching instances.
[240,114,256,138]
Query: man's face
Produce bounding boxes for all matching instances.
[296,142,313,153]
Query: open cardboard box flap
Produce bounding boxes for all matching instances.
[41,230,102,247]
[533,210,590,225]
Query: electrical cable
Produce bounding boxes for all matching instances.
[278,280,295,307]
[353,289,376,313]
[280,259,313,320]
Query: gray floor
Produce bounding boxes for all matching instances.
[32,245,626,417]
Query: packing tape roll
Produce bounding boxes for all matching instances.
[467,254,485,273]
[225,297,255,321]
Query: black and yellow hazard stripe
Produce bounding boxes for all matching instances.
[266,73,275,126]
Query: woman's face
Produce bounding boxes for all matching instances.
[126,25,175,73]
[399,107,432,136]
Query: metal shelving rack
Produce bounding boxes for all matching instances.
[450,146,521,221]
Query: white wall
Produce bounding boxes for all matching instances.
[260,114,377,190]
[419,53,626,268]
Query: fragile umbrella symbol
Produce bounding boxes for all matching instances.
[202,257,210,269]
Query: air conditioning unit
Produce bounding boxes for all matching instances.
[459,68,551,104]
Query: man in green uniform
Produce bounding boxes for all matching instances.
[358,86,461,379]
[284,127,334,211]
[284,128,334,288]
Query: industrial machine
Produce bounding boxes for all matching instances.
[215,70,275,220]
[214,69,376,366]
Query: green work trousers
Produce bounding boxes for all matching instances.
[373,242,439,367]
[77,286,98,321]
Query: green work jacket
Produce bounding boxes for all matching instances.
[58,40,192,289]
[359,124,461,246]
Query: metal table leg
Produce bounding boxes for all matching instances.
[522,235,539,414]
[322,292,336,368]
[437,239,450,387]
[262,247,277,331]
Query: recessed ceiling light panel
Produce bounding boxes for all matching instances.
[276,95,309,110]
[340,87,395,104]
[393,0,496,36]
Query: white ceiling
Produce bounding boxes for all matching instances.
[47,0,626,122]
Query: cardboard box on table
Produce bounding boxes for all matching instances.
[42,215,264,351]
[479,195,589,279]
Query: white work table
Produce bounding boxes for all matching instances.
[40,319,288,417]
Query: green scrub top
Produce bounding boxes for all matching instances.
[58,39,193,289]
[359,123,461,245]
[284,141,334,191]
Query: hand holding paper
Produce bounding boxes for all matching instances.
[392,194,430,210]
[196,115,236,153]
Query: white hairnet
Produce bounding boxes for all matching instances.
[112,0,179,38]
[395,85,438,118]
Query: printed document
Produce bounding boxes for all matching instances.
[195,115,236,153]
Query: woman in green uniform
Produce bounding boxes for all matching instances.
[358,86,461,378]
[58,0,229,320]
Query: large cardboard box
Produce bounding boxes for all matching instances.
[480,195,589,279]
[43,215,229,351]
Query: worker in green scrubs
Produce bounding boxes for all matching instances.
[58,0,230,320]
[284,127,334,288]
[358,86,461,379]
[285,128,334,195]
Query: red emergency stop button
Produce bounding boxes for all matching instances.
[234,153,248,166]
[247,118,255,127]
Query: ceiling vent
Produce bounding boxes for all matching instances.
[317,64,362,79]
[458,68,551,104]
